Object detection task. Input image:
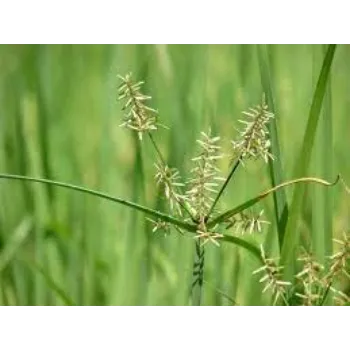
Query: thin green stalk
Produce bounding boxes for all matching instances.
[149,129,199,307]
[0,173,196,233]
[126,132,148,305]
[206,157,241,220]
[148,133,166,166]
[191,239,204,305]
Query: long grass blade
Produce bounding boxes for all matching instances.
[0,173,196,232]
[280,44,337,279]
[257,44,288,249]
[208,176,339,227]
[221,234,262,262]
[311,45,334,267]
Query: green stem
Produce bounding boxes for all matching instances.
[148,133,167,165]
[206,157,241,221]
[0,173,196,233]
[221,234,262,262]
[191,239,205,305]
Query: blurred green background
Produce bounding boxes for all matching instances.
[0,44,349,305]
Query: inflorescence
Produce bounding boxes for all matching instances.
[117,73,349,305]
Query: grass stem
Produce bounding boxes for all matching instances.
[206,157,241,221]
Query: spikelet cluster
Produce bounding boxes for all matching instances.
[225,209,270,235]
[116,73,350,304]
[146,218,171,235]
[253,238,350,306]
[253,245,291,305]
[327,232,350,281]
[116,74,276,248]
[118,73,188,224]
[186,130,224,220]
[293,234,350,306]
[118,73,159,140]
[331,287,350,305]
[323,232,350,305]
[231,95,274,164]
[295,252,324,305]
[194,217,223,247]
[154,162,186,216]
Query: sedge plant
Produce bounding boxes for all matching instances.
[0,48,349,305]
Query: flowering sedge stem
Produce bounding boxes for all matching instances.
[206,156,241,221]
[191,238,205,305]
[148,133,166,166]
[148,133,196,221]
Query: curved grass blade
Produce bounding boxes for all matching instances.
[0,174,270,263]
[280,45,337,280]
[221,234,262,263]
[208,176,339,228]
[257,44,288,249]
[0,173,196,233]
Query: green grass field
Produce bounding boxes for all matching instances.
[0,44,349,305]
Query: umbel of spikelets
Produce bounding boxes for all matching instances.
[186,129,225,221]
[231,95,274,164]
[253,245,291,305]
[118,73,159,140]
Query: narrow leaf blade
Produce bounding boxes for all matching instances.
[257,44,289,249]
[0,174,197,233]
[280,45,337,280]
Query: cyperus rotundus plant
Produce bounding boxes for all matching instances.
[115,71,347,305]
[0,45,349,305]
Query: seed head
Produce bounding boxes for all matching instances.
[186,129,225,220]
[295,251,324,306]
[296,251,324,284]
[225,209,270,235]
[146,218,171,235]
[327,232,350,281]
[194,217,223,247]
[117,73,160,140]
[231,95,274,164]
[154,162,186,216]
[295,282,323,306]
[253,245,291,305]
[330,287,350,306]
